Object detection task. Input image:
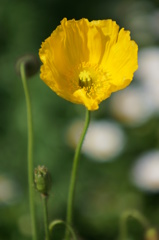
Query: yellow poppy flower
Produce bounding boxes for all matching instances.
[39,18,138,111]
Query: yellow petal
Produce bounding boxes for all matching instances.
[39,18,138,111]
[88,20,119,64]
[73,89,99,110]
[102,28,138,91]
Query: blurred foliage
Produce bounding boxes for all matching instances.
[1,0,159,239]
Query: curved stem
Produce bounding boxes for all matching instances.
[42,195,50,240]
[119,209,150,240]
[65,109,91,240]
[20,63,37,240]
[49,220,77,240]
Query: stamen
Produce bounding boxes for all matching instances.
[79,70,92,88]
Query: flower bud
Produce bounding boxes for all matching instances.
[16,54,40,78]
[145,228,158,240]
[34,166,52,196]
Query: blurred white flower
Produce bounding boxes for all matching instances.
[136,47,159,112]
[66,120,125,162]
[0,175,21,205]
[136,47,159,83]
[110,86,153,126]
[131,150,159,192]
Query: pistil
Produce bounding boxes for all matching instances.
[79,70,92,88]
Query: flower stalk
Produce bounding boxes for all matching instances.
[20,62,37,240]
[42,194,50,240]
[65,109,91,240]
[120,209,150,240]
[49,220,77,240]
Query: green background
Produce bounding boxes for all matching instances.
[1,0,159,239]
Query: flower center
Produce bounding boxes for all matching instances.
[79,70,92,88]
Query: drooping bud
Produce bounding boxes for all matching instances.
[16,54,40,78]
[34,166,52,196]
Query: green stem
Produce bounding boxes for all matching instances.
[42,195,50,240]
[65,109,91,240]
[49,220,77,240]
[20,63,37,240]
[119,210,150,240]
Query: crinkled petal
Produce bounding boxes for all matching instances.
[101,28,138,92]
[39,18,138,111]
[73,89,99,110]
